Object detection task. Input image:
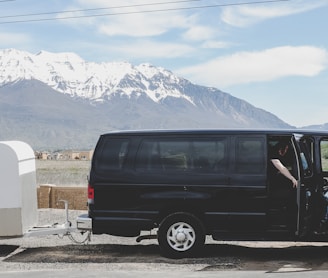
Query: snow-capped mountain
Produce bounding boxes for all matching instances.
[0,48,294,149]
[0,48,193,103]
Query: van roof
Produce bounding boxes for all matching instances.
[101,128,328,137]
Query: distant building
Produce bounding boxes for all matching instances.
[35,151,51,160]
[79,150,94,160]
[36,150,94,160]
[60,150,94,160]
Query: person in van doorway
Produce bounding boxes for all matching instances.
[323,190,328,221]
[269,141,298,188]
[268,140,298,233]
[317,190,328,234]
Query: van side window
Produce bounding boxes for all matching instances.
[192,140,227,172]
[321,139,328,172]
[95,138,129,172]
[136,138,227,173]
[235,137,265,174]
[136,140,189,171]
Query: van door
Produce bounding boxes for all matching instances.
[291,134,314,237]
[267,134,307,236]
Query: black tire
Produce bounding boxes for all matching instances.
[158,212,205,258]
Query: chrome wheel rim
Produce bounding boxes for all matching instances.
[166,222,196,252]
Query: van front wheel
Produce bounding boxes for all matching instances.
[158,213,205,258]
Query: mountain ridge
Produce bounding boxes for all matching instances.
[0,48,306,150]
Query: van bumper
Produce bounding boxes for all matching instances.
[76,214,92,231]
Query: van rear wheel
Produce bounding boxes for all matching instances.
[158,212,205,258]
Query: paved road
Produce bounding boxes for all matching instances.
[1,269,328,278]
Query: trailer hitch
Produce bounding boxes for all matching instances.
[25,200,91,244]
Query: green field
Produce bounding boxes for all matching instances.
[36,160,91,187]
[322,158,328,171]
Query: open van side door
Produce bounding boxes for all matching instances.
[291,134,313,237]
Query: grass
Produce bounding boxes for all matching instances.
[322,158,328,172]
[36,160,91,187]
[321,141,328,171]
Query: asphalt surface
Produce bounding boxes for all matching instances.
[2,270,328,278]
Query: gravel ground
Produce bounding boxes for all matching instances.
[1,209,159,248]
[1,209,328,273]
[0,209,209,272]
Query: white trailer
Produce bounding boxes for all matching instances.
[0,141,38,237]
[0,141,91,242]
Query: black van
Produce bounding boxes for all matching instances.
[80,129,328,257]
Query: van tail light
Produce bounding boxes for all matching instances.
[88,183,94,204]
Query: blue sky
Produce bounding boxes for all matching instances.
[0,0,327,127]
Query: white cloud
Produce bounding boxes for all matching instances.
[99,12,188,37]
[0,32,31,47]
[182,25,216,41]
[201,40,233,49]
[177,46,328,87]
[70,0,192,37]
[221,0,328,27]
[108,40,195,59]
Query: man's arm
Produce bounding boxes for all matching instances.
[271,159,298,188]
